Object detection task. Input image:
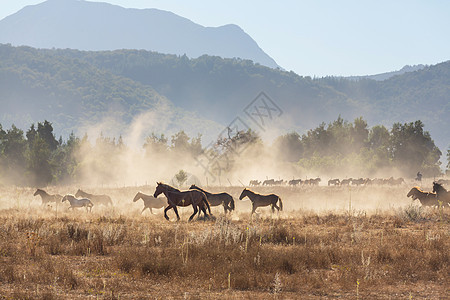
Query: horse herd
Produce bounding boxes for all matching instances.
[33,183,283,221]
[32,181,449,220]
[250,177,408,187]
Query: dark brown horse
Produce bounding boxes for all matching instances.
[432,182,450,206]
[132,191,166,214]
[75,189,113,206]
[153,182,212,221]
[239,188,282,214]
[33,189,63,206]
[406,187,438,207]
[189,184,235,214]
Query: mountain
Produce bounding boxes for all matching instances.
[0,0,279,69]
[0,44,223,140]
[346,64,426,81]
[0,44,448,157]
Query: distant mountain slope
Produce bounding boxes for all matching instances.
[0,44,448,156]
[74,48,449,143]
[0,44,222,139]
[0,0,279,69]
[346,65,426,81]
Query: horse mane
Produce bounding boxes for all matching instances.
[412,186,424,192]
[243,188,257,194]
[158,182,180,192]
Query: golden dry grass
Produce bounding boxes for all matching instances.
[0,184,448,299]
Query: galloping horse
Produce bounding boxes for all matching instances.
[189,184,235,214]
[75,189,113,206]
[432,182,450,206]
[62,194,94,212]
[153,182,211,221]
[406,187,438,207]
[33,189,63,206]
[239,188,283,214]
[132,191,166,214]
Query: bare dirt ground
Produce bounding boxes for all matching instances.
[0,184,448,299]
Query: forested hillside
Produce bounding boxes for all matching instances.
[0,44,222,139]
[0,44,448,156]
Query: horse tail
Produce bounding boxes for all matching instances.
[278,197,283,211]
[203,194,212,216]
[230,197,235,211]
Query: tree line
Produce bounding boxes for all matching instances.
[0,117,447,187]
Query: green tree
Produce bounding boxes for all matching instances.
[3,125,28,185]
[144,133,168,155]
[51,132,80,184]
[171,131,203,157]
[390,120,441,176]
[272,132,303,162]
[27,135,53,186]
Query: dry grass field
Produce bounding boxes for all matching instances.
[0,184,448,299]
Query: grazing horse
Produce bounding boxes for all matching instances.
[432,182,450,206]
[132,192,166,214]
[249,180,261,186]
[189,184,235,214]
[33,189,63,206]
[239,188,283,215]
[62,194,94,212]
[263,179,275,186]
[328,179,340,186]
[153,182,211,221]
[351,178,365,186]
[289,179,302,186]
[75,189,113,206]
[388,177,405,186]
[406,187,438,207]
[308,177,321,186]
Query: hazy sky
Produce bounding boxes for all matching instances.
[1,0,449,76]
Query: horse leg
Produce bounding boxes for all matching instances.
[150,207,156,215]
[251,203,257,215]
[164,205,172,221]
[141,207,146,214]
[271,204,275,213]
[189,205,198,222]
[273,202,280,212]
[173,206,181,221]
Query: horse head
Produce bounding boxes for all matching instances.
[239,188,249,200]
[432,182,446,194]
[33,189,42,196]
[133,192,142,202]
[407,187,418,199]
[154,183,165,198]
[75,189,83,198]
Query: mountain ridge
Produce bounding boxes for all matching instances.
[0,0,279,69]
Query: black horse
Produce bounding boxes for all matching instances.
[189,184,235,214]
[154,182,212,221]
[432,182,450,206]
[239,188,282,215]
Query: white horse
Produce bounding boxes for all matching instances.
[132,191,166,214]
[62,194,94,212]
